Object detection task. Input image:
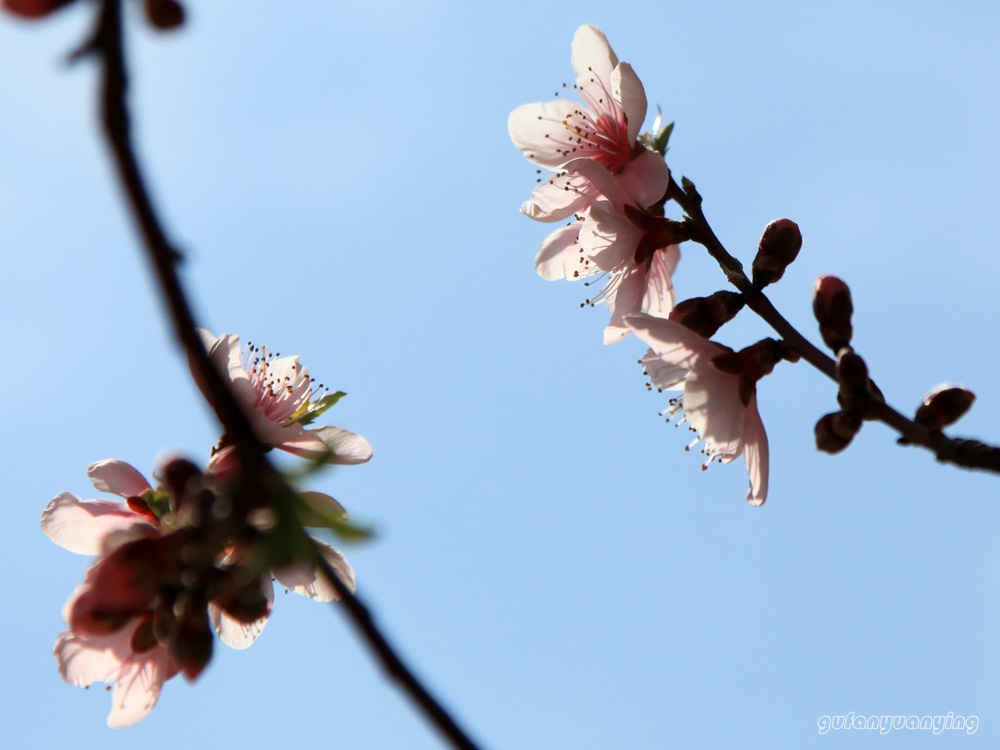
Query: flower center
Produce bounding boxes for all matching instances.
[242,342,326,425]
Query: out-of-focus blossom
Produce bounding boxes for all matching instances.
[55,609,179,728]
[197,330,373,465]
[2,0,75,18]
[627,313,769,505]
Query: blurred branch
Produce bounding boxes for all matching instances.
[86,1,484,746]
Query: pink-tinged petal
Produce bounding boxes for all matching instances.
[626,314,725,365]
[684,364,747,459]
[281,426,373,465]
[616,149,671,207]
[639,348,688,392]
[41,493,150,556]
[55,620,176,728]
[571,24,619,93]
[742,396,769,506]
[56,626,134,687]
[508,100,584,169]
[107,652,171,728]
[535,223,594,281]
[273,539,355,602]
[87,460,152,499]
[611,62,647,145]
[520,172,595,223]
[564,157,629,204]
[580,201,640,270]
[604,265,648,345]
[208,574,273,651]
[643,246,680,318]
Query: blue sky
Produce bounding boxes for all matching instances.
[3,1,1000,747]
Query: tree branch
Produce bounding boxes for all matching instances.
[88,1,483,746]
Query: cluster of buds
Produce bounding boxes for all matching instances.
[44,333,369,726]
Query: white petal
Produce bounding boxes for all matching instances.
[281,426,373,465]
[611,62,648,145]
[273,539,356,602]
[603,266,647,345]
[626,314,722,368]
[87,460,151,499]
[571,25,619,93]
[581,200,640,271]
[208,575,273,651]
[640,348,688,392]
[535,223,594,282]
[616,149,671,208]
[742,395,769,506]
[41,493,150,556]
[684,363,747,459]
[107,646,173,728]
[642,245,680,318]
[520,172,595,223]
[508,100,584,169]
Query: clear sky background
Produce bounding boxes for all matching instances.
[3,1,1000,748]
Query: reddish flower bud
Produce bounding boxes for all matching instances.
[914,384,976,430]
[752,219,802,287]
[144,0,185,30]
[815,410,863,453]
[668,290,745,338]
[835,347,869,407]
[813,275,853,351]
[2,0,75,18]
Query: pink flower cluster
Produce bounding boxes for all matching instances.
[510,26,769,504]
[44,333,368,726]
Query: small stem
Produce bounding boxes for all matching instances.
[669,175,1000,476]
[88,2,483,747]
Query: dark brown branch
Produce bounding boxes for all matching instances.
[88,2,482,747]
[668,176,1000,476]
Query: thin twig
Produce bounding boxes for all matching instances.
[88,1,483,746]
[669,176,1000,475]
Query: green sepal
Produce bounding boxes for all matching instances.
[141,488,172,519]
[292,390,347,427]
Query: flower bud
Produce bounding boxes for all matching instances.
[914,384,976,430]
[752,219,802,287]
[813,275,853,351]
[815,410,863,453]
[144,0,185,30]
[835,347,870,410]
[668,291,745,338]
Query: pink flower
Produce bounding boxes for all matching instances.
[567,157,678,344]
[41,461,179,726]
[55,612,179,728]
[198,330,373,465]
[626,314,769,505]
[508,24,650,224]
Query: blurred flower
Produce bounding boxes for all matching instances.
[55,610,179,728]
[627,314,769,505]
[197,330,373,465]
[2,0,75,18]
